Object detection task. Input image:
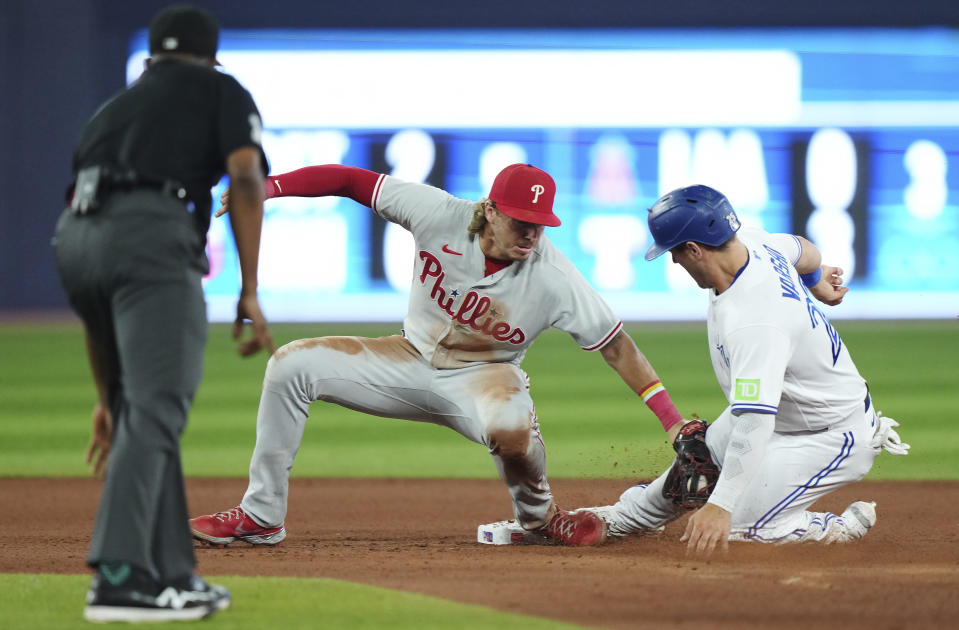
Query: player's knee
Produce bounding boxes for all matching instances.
[488,425,532,460]
[264,337,361,394]
[263,339,314,385]
[486,407,537,459]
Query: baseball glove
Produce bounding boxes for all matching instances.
[662,419,720,509]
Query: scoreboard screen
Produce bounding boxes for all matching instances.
[129,28,959,321]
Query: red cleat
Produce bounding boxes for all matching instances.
[190,506,286,546]
[540,509,608,546]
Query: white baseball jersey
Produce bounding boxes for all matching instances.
[598,227,882,543]
[707,227,868,431]
[371,174,623,368]
[239,171,624,531]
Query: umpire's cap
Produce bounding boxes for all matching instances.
[644,185,741,260]
[149,4,219,59]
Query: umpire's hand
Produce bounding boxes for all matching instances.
[86,401,113,477]
[234,292,276,357]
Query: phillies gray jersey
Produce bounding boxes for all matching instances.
[370,175,623,368]
[708,228,867,432]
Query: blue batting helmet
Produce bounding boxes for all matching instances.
[644,185,741,260]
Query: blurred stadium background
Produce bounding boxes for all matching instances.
[3,5,957,626]
[1,0,958,321]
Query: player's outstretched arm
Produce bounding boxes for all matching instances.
[598,330,685,441]
[216,164,381,217]
[217,177,277,217]
[685,411,774,559]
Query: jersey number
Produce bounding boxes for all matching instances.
[805,296,842,366]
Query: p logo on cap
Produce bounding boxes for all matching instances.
[530,184,546,203]
[488,164,561,227]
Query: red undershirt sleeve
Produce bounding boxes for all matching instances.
[267,165,380,207]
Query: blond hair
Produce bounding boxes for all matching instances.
[467,199,493,236]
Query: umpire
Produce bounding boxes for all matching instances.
[52,4,274,623]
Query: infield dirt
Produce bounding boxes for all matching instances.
[3,478,957,629]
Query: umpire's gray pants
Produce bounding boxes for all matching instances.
[53,191,207,584]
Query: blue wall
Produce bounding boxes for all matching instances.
[2,0,957,309]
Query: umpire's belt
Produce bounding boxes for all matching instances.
[69,166,189,215]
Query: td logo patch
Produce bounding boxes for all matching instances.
[735,378,761,401]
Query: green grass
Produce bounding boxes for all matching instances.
[0,574,587,630]
[0,320,956,480]
[0,320,955,628]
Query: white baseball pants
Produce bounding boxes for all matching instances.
[240,335,553,529]
[607,397,881,542]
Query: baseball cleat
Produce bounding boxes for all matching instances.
[540,509,608,546]
[83,565,229,623]
[573,505,618,522]
[190,505,286,546]
[572,506,665,538]
[476,509,609,546]
[842,500,877,538]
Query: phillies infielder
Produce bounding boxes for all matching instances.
[191,163,689,546]
[578,185,909,557]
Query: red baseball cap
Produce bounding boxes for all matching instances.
[488,164,561,227]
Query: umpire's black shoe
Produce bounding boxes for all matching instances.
[83,563,231,622]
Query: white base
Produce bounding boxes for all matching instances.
[476,520,549,545]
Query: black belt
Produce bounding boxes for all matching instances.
[69,166,189,215]
[864,392,871,412]
[109,178,187,200]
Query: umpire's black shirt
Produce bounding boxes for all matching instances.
[72,58,268,237]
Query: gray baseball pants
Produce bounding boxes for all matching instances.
[53,191,207,583]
